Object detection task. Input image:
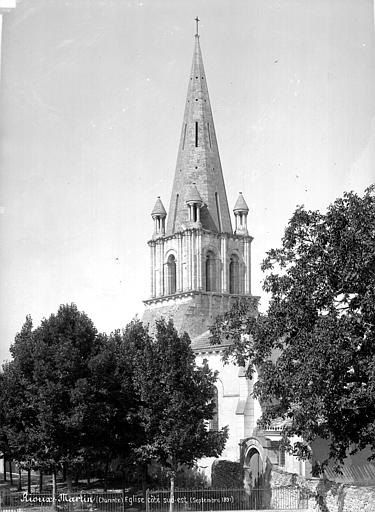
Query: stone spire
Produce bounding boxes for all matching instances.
[166,28,232,235]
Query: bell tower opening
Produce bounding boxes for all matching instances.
[144,22,254,342]
[167,254,177,295]
[229,254,240,294]
[205,251,216,292]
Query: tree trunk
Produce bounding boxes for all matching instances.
[27,468,31,494]
[3,455,6,482]
[169,474,175,512]
[17,467,22,491]
[52,470,57,510]
[9,461,13,485]
[66,468,73,493]
[141,463,148,494]
[103,458,109,492]
[39,470,43,493]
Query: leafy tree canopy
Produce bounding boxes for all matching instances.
[130,319,228,483]
[1,304,140,483]
[211,187,375,473]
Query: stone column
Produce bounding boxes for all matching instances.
[154,241,160,297]
[244,238,252,295]
[243,239,248,295]
[155,239,164,297]
[221,235,228,293]
[197,231,202,290]
[176,234,183,292]
[187,230,192,290]
[191,230,196,289]
[149,242,155,298]
[159,239,164,296]
[182,231,188,291]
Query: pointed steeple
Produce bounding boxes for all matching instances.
[166,26,232,235]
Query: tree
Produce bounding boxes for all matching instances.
[211,187,375,474]
[0,316,40,492]
[130,319,228,510]
[0,371,10,482]
[3,305,122,495]
[84,330,143,490]
[3,305,147,495]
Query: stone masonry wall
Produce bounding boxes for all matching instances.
[143,292,242,339]
[271,467,375,512]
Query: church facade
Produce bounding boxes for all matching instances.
[142,26,308,484]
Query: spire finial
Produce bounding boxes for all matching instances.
[195,16,200,37]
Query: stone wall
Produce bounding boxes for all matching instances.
[143,291,251,339]
[271,467,375,512]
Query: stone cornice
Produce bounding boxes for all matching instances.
[147,228,254,246]
[143,289,258,305]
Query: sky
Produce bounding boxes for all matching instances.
[0,0,374,363]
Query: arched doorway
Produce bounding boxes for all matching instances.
[244,447,264,489]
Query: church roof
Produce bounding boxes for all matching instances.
[191,330,232,352]
[151,196,167,217]
[166,33,233,235]
[233,192,249,212]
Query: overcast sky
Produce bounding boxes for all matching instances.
[0,0,374,362]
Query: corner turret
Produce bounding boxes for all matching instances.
[186,182,203,226]
[233,192,249,235]
[151,196,167,237]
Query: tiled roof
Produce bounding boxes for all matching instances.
[233,192,249,212]
[191,330,232,352]
[186,183,203,204]
[151,196,167,217]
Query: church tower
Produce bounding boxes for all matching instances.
[143,21,264,478]
[143,22,255,342]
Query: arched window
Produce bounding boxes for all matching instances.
[229,254,240,294]
[205,251,216,292]
[209,387,219,431]
[167,255,176,295]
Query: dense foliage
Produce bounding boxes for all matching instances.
[0,306,226,494]
[211,188,375,473]
[131,319,227,469]
[211,460,243,489]
[126,319,227,506]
